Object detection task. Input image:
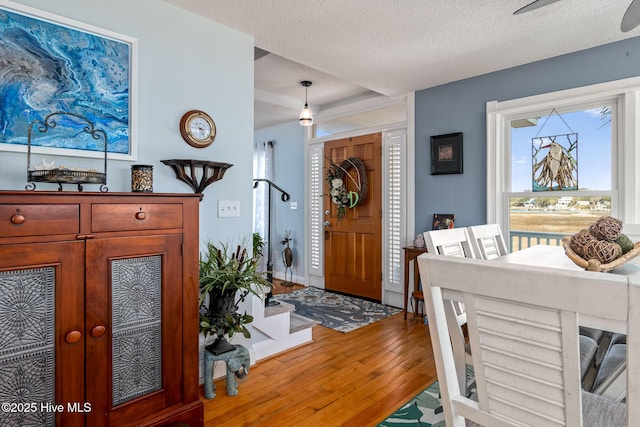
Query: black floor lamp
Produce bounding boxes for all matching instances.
[252,178,290,306]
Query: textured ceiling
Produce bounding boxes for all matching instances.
[164,0,640,130]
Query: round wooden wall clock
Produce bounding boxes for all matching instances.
[179,110,216,148]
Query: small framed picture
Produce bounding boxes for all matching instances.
[432,214,455,230]
[430,132,463,175]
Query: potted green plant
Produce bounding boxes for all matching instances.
[199,238,273,355]
[252,232,265,260]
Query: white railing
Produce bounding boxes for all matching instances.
[509,230,565,252]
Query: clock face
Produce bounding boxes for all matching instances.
[189,117,212,141]
[180,110,216,148]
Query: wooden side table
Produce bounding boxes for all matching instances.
[403,246,428,319]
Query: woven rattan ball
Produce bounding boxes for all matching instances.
[582,240,622,264]
[570,229,595,257]
[589,216,623,241]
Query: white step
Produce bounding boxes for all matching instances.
[250,293,316,360]
[252,326,314,360]
[264,300,295,317]
[289,312,318,333]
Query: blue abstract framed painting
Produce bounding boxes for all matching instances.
[0,0,138,160]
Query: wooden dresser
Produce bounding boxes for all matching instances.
[0,191,203,427]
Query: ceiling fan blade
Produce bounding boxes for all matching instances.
[621,0,640,32]
[514,0,561,15]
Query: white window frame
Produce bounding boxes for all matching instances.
[487,76,640,238]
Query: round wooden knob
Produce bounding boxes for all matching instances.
[91,325,106,338]
[10,213,25,225]
[65,330,82,344]
[135,211,146,220]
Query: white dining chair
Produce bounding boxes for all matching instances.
[423,228,477,258]
[423,228,477,397]
[417,253,631,427]
[467,223,508,260]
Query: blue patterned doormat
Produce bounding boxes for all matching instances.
[274,287,402,333]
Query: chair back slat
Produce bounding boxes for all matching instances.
[471,295,571,425]
[468,223,508,259]
[423,228,476,259]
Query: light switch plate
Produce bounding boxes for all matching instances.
[290,202,298,210]
[218,200,240,217]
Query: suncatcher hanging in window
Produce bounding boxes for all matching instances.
[531,108,578,191]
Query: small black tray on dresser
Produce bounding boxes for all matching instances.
[26,111,108,192]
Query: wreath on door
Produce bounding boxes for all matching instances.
[326,156,368,219]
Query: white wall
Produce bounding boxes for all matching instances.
[0,0,255,246]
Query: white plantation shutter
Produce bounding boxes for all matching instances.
[384,132,405,290]
[308,146,323,275]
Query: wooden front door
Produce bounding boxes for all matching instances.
[324,133,382,301]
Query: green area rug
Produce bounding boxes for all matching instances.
[377,380,445,427]
[378,367,474,427]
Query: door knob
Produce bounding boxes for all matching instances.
[324,220,331,228]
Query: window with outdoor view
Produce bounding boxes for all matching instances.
[508,107,613,250]
[488,77,640,253]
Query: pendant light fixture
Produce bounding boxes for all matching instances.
[299,80,313,127]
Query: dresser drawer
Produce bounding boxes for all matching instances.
[0,204,79,237]
[91,203,183,232]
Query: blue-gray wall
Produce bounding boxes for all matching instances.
[254,122,306,282]
[414,36,640,234]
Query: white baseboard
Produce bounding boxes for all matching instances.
[384,290,404,310]
[272,270,305,285]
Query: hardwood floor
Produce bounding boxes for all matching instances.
[200,294,436,427]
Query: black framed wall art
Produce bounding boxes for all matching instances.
[430,132,463,175]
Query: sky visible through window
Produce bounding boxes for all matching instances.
[511,109,611,192]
